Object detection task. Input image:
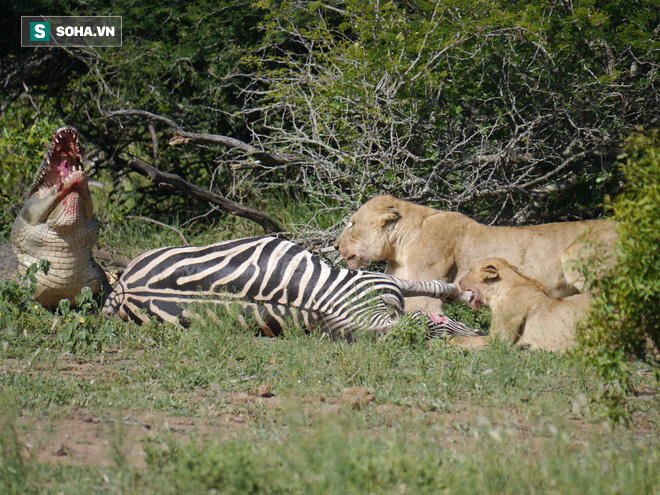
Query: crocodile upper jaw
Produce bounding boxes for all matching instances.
[24,126,92,228]
[9,126,107,307]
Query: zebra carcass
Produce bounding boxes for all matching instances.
[102,236,479,340]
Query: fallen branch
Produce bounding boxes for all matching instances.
[122,156,284,234]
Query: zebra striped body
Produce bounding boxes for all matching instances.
[102,236,478,340]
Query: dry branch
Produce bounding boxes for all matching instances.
[122,156,284,234]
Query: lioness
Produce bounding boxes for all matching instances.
[453,258,593,351]
[334,195,616,312]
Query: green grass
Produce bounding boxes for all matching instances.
[0,302,658,493]
[1,198,658,493]
[147,421,658,494]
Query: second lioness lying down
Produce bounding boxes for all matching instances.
[454,258,593,351]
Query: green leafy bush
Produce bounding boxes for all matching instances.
[56,287,117,353]
[0,118,64,239]
[380,313,429,349]
[0,260,50,337]
[443,302,492,333]
[578,131,660,420]
[243,0,656,225]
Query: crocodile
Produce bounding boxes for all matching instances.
[1,126,110,307]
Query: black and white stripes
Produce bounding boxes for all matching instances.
[102,236,479,340]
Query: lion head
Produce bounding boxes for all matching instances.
[334,195,401,270]
[458,258,504,309]
[459,257,552,309]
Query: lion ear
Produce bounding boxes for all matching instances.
[379,206,400,227]
[481,265,499,280]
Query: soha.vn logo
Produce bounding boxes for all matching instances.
[56,25,116,37]
[22,16,121,47]
[30,22,50,41]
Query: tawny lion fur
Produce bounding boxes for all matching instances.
[453,258,593,351]
[334,195,616,312]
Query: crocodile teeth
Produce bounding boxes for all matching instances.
[31,127,82,192]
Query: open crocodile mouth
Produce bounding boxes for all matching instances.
[31,127,86,199]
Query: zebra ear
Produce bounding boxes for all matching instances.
[379,206,400,227]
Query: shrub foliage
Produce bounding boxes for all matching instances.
[1,0,658,234]
[578,131,659,417]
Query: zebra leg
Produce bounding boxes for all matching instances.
[395,279,460,300]
[396,279,474,307]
